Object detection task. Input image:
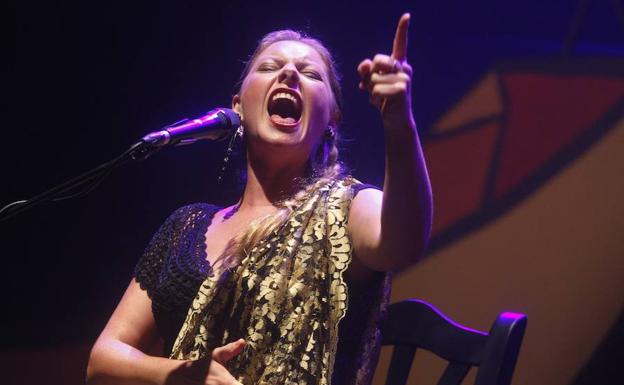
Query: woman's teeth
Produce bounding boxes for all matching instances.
[268,91,302,127]
[272,92,299,107]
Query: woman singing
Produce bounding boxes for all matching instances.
[87,13,432,385]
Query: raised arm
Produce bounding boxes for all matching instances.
[349,13,433,273]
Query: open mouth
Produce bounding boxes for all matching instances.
[267,88,302,127]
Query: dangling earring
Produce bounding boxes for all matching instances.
[324,126,335,140]
[317,127,335,171]
[217,125,244,184]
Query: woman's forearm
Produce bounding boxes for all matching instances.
[381,120,433,268]
[87,338,187,385]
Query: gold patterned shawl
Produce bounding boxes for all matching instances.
[170,176,390,385]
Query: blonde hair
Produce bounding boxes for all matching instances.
[216,30,345,270]
[216,164,343,271]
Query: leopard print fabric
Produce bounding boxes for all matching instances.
[170,176,390,385]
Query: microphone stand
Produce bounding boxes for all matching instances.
[0,140,161,223]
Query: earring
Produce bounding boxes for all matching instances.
[324,126,335,140]
[316,127,334,171]
[217,125,244,184]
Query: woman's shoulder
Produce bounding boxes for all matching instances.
[143,203,224,246]
[163,203,223,226]
[169,202,223,216]
[333,175,381,196]
[134,203,222,291]
[351,180,381,196]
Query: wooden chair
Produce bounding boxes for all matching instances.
[379,299,527,385]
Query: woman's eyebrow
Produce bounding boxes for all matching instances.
[260,55,319,67]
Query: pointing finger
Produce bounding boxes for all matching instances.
[391,13,410,61]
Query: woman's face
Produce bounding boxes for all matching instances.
[233,40,336,163]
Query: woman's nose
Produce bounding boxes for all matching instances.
[278,64,299,87]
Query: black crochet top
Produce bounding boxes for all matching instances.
[134,204,219,354]
[134,185,388,384]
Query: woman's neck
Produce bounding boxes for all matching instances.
[238,155,308,212]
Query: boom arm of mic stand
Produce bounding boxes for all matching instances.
[0,141,162,223]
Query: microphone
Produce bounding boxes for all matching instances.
[141,108,240,147]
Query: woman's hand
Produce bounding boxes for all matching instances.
[212,339,246,365]
[169,340,246,385]
[357,13,415,131]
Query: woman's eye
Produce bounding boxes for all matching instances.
[257,64,277,72]
[303,71,322,80]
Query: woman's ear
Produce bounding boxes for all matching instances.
[232,94,243,119]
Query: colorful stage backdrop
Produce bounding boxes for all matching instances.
[3,1,623,384]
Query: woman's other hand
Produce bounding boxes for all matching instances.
[212,339,246,365]
[169,339,246,385]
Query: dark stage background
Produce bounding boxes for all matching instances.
[3,1,623,384]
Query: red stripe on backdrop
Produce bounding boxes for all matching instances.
[425,120,500,234]
[494,74,624,199]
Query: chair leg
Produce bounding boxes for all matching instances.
[437,363,470,385]
[385,345,417,385]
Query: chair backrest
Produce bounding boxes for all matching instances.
[379,299,527,385]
